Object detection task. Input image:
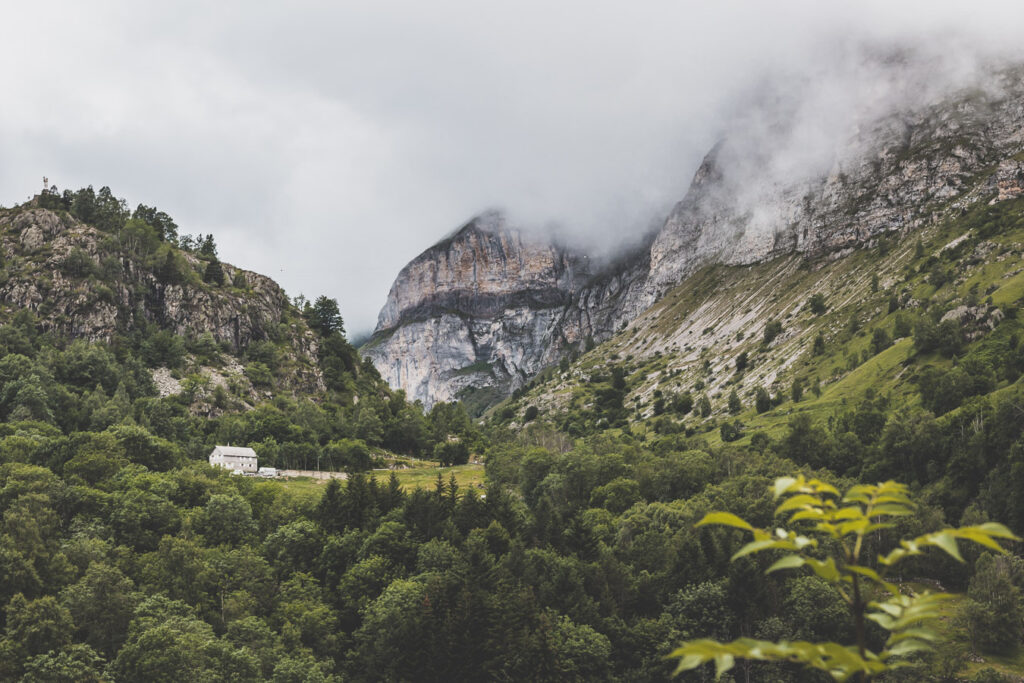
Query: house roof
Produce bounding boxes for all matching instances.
[210,446,257,457]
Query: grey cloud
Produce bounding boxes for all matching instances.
[3,2,1024,335]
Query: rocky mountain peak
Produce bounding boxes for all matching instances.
[374,210,591,332]
[365,67,1024,410]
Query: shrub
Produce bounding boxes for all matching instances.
[719,420,742,442]
[203,259,224,285]
[735,351,748,372]
[671,392,694,415]
[870,327,892,355]
[893,313,912,338]
[763,321,784,345]
[141,330,185,369]
[727,389,742,414]
[245,340,279,371]
[755,387,771,414]
[324,438,372,472]
[432,440,469,467]
[808,293,828,315]
[245,362,273,388]
[697,395,712,418]
[60,248,98,279]
[914,318,964,357]
[812,333,826,356]
[791,377,804,403]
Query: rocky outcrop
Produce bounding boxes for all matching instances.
[647,73,1024,297]
[362,212,651,407]
[366,68,1024,409]
[0,207,323,393]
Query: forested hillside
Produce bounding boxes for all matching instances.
[487,172,1024,680]
[2,181,1024,682]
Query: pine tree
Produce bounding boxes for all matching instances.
[203,258,224,285]
[791,377,804,403]
[315,479,345,534]
[727,389,742,414]
[698,395,712,417]
[813,333,826,356]
[755,387,772,414]
[158,250,181,285]
[308,296,345,337]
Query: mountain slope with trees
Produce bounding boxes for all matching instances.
[6,69,1024,681]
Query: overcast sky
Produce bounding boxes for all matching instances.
[3,2,1024,336]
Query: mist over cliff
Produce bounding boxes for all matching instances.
[365,46,1024,408]
[505,39,1021,258]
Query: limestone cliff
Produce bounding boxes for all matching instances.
[366,67,1024,409]
[647,71,1024,296]
[362,212,651,408]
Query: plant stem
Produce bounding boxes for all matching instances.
[852,572,868,683]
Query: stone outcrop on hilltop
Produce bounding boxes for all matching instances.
[365,69,1024,409]
[0,206,324,393]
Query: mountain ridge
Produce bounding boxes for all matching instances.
[365,66,1024,410]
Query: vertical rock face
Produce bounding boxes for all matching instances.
[362,211,652,408]
[374,211,590,331]
[366,68,1024,409]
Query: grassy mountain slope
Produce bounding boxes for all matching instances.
[500,192,1024,450]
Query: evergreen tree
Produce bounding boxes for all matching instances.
[697,395,712,417]
[727,389,742,414]
[791,377,804,403]
[812,332,826,355]
[203,258,224,285]
[308,296,345,337]
[755,387,772,414]
[735,351,748,372]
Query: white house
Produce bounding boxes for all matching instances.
[209,445,258,473]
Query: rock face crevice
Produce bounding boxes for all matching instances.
[364,69,1024,409]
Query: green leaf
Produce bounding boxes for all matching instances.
[845,565,899,595]
[696,512,754,532]
[773,476,799,499]
[924,531,964,563]
[885,639,932,657]
[731,538,794,561]
[869,503,914,517]
[790,508,828,523]
[777,494,825,514]
[977,522,1021,540]
[714,653,735,678]
[956,527,1006,553]
[805,557,840,582]
[810,481,841,498]
[766,555,806,574]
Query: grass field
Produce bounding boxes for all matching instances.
[389,463,486,491]
[271,462,486,502]
[931,592,1024,679]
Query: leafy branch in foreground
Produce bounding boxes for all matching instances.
[670,476,1019,681]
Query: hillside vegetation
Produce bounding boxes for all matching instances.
[2,180,1024,681]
